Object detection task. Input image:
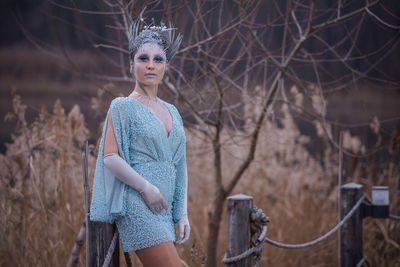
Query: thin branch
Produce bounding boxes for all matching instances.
[225,73,281,195]
[93,43,128,53]
[46,0,123,15]
[312,0,380,32]
[366,7,400,30]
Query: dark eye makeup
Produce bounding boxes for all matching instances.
[137,53,165,62]
[137,54,149,61]
[154,55,165,62]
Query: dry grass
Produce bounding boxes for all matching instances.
[0,89,93,267]
[0,88,399,267]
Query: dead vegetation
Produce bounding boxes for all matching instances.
[0,89,398,266]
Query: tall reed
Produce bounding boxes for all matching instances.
[0,89,92,267]
[1,89,398,266]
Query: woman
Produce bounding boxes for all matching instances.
[89,20,189,267]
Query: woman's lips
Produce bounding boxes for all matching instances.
[145,73,156,77]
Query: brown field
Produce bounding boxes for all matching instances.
[0,46,399,266]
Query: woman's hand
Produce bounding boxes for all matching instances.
[102,153,168,214]
[140,181,168,214]
[176,214,190,244]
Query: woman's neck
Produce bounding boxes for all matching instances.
[132,82,158,99]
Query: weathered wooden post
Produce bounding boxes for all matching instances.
[226,194,253,267]
[87,222,119,267]
[340,183,363,267]
[82,141,119,267]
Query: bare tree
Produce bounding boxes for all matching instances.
[23,0,400,266]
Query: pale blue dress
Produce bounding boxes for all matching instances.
[89,97,187,252]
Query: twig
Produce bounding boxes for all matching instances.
[67,219,86,267]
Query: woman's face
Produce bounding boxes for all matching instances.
[130,43,167,87]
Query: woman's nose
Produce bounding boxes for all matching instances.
[146,60,155,69]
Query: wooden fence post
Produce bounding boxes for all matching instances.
[226,194,253,267]
[82,141,119,267]
[340,183,363,267]
[87,222,119,267]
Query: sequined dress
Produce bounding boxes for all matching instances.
[89,97,187,252]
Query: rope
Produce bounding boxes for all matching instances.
[389,214,400,220]
[222,243,265,264]
[356,256,372,267]
[249,206,269,267]
[222,206,269,266]
[265,194,366,249]
[102,231,119,267]
[222,194,366,265]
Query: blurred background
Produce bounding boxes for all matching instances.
[0,1,399,266]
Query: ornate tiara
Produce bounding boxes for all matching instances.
[143,18,167,31]
[128,18,182,61]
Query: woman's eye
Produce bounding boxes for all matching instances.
[138,55,149,61]
[154,56,165,62]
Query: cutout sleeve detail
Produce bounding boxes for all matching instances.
[90,98,131,222]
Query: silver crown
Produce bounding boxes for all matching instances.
[128,18,182,61]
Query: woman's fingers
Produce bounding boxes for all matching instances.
[182,224,190,243]
[179,225,186,243]
[142,183,169,214]
[161,196,168,210]
[157,203,163,213]
[153,204,161,214]
[151,198,167,214]
[176,224,188,244]
[154,192,167,212]
[151,206,157,214]
[176,216,190,244]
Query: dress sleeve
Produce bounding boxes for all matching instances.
[90,98,130,223]
[172,112,188,223]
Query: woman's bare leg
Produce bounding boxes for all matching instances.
[135,241,182,267]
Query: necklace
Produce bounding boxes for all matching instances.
[129,90,166,116]
[131,90,159,103]
[129,90,172,135]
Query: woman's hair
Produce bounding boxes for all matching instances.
[128,20,183,61]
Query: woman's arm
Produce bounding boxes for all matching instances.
[103,112,119,155]
[174,138,190,243]
[103,112,167,214]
